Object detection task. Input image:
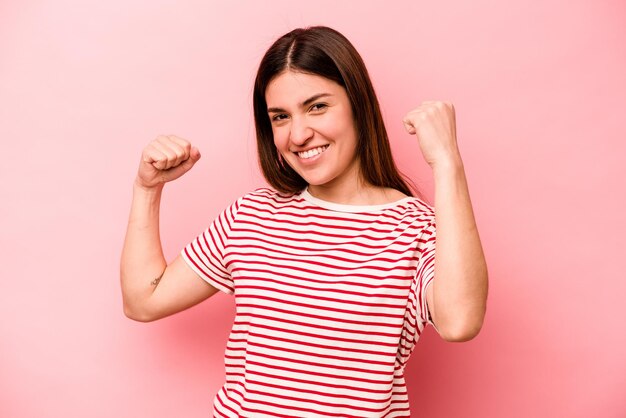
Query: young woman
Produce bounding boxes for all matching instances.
[121,26,488,418]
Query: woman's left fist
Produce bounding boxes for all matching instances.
[402,101,460,168]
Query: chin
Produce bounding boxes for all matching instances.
[298,173,335,187]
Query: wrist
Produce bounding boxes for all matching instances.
[431,154,464,176]
[133,178,164,195]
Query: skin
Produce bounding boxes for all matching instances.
[403,102,488,341]
[121,74,488,343]
[266,70,406,205]
[121,135,218,322]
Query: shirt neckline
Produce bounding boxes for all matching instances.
[300,188,413,213]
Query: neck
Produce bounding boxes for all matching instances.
[308,181,374,205]
[307,177,406,206]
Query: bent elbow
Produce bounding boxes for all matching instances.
[443,329,479,342]
[123,303,156,323]
[442,320,484,342]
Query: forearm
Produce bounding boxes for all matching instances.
[432,157,488,339]
[120,182,168,317]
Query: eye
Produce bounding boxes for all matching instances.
[271,113,289,122]
[310,103,328,112]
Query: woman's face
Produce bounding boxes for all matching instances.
[266,70,360,193]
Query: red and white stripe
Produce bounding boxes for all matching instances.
[182,188,436,418]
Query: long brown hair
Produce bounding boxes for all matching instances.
[253,26,417,197]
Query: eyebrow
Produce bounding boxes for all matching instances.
[267,93,332,113]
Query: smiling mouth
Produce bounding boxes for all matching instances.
[296,145,329,160]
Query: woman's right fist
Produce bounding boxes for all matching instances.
[135,135,201,189]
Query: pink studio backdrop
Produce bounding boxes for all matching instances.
[1,1,624,417]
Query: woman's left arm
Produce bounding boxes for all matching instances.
[403,101,489,342]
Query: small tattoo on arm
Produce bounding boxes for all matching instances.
[151,274,163,286]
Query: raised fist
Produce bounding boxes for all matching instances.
[402,101,460,168]
[135,135,201,189]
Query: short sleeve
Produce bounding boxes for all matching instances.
[180,198,242,295]
[398,217,438,366]
[415,219,438,332]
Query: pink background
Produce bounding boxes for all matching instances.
[1,1,624,417]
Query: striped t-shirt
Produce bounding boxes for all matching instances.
[181,187,438,418]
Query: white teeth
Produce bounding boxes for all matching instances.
[297,145,328,159]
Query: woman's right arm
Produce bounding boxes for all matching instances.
[120,135,219,322]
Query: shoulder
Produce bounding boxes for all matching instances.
[396,193,435,219]
[236,187,305,210]
[241,187,302,201]
[408,196,435,216]
[387,195,436,236]
[377,187,434,217]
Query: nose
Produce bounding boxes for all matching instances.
[289,116,313,146]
